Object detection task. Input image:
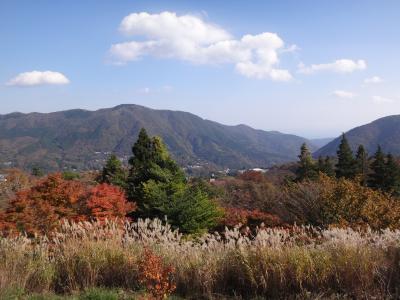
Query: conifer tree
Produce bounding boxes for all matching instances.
[126,128,185,204]
[369,145,386,189]
[335,134,357,179]
[126,128,221,233]
[296,143,317,181]
[317,156,335,177]
[100,154,127,188]
[355,145,369,186]
[384,153,400,194]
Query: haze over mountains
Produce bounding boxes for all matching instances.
[0,104,317,171]
[315,115,400,157]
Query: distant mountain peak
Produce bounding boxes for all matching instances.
[0,104,314,171]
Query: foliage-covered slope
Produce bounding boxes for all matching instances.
[0,104,313,171]
[315,115,400,157]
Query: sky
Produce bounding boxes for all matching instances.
[1,1,399,138]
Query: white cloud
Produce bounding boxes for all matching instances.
[138,87,151,94]
[364,76,383,84]
[6,71,70,86]
[333,90,356,99]
[110,12,293,81]
[372,95,394,104]
[298,59,367,74]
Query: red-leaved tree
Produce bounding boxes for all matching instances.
[86,183,136,221]
[0,173,135,235]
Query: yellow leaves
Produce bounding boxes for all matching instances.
[317,174,400,229]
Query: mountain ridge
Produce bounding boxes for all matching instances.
[0,104,315,171]
[314,115,400,157]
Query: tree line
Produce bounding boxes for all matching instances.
[296,134,400,195]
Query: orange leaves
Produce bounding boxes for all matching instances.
[86,183,136,221]
[138,247,176,299]
[0,173,136,235]
[3,173,87,235]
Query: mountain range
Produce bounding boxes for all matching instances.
[0,104,317,171]
[315,115,400,157]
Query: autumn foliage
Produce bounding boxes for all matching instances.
[0,173,135,235]
[138,247,176,299]
[237,170,265,183]
[221,207,283,229]
[86,183,136,221]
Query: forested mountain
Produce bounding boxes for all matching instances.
[0,104,315,171]
[315,115,400,157]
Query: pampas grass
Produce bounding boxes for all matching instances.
[1,219,400,299]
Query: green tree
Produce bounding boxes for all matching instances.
[355,145,369,186]
[383,153,400,194]
[100,154,127,188]
[127,129,185,204]
[62,171,80,180]
[127,128,221,234]
[317,156,335,177]
[369,145,386,189]
[168,186,222,234]
[335,134,357,179]
[31,166,44,177]
[296,143,317,181]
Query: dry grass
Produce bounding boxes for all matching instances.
[1,219,400,299]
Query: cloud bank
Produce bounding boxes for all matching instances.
[333,90,356,99]
[110,12,292,81]
[298,59,367,74]
[364,76,383,84]
[6,71,70,86]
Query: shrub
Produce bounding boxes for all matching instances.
[0,175,136,235]
[138,247,176,299]
[282,173,400,229]
[220,207,283,230]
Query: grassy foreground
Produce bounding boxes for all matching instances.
[1,219,400,299]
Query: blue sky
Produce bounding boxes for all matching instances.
[1,1,399,138]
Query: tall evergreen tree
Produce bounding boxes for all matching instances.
[126,128,185,205]
[383,153,400,194]
[296,143,317,181]
[335,134,357,179]
[126,128,221,233]
[100,154,127,188]
[317,156,335,177]
[369,145,387,189]
[355,145,369,186]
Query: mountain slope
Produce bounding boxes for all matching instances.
[315,115,400,157]
[310,137,334,149]
[0,104,314,171]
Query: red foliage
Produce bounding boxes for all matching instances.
[221,207,283,229]
[138,247,176,299]
[0,173,136,235]
[1,173,87,235]
[86,183,135,221]
[237,170,265,183]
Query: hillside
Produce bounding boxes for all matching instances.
[0,104,314,171]
[315,115,400,157]
[310,137,334,148]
